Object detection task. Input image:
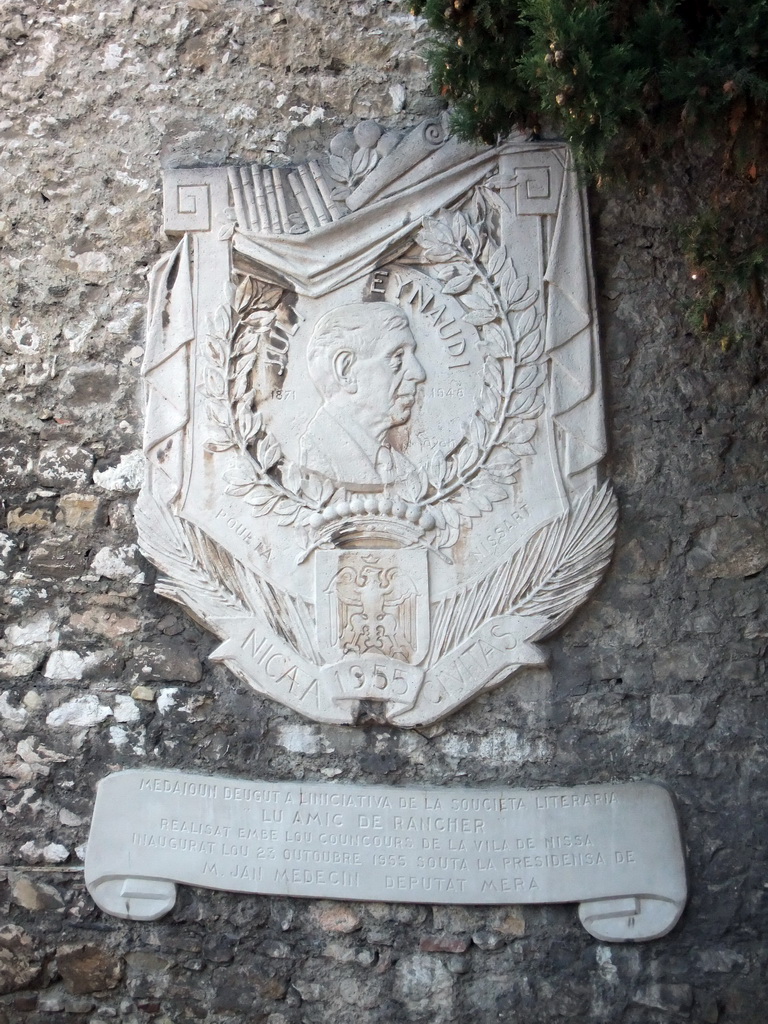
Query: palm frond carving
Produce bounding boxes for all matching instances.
[428,485,617,664]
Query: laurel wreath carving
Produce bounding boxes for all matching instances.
[202,274,335,528]
[401,186,548,549]
[201,184,548,553]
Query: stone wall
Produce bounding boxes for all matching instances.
[1,2,766,1022]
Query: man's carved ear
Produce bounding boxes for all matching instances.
[332,349,357,393]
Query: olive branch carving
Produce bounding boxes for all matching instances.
[325,122,397,202]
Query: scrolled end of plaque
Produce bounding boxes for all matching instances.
[578,895,685,942]
[87,875,177,922]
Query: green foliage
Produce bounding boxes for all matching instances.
[409,0,768,340]
[681,204,768,347]
[410,0,768,174]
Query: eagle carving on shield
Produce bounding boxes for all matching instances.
[317,547,428,665]
[327,558,419,661]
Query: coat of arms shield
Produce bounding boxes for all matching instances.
[137,119,617,726]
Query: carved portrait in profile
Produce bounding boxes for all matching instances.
[138,118,617,727]
[299,302,425,486]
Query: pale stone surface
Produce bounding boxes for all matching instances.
[90,544,143,582]
[137,123,615,727]
[438,728,551,766]
[58,493,101,530]
[59,808,83,827]
[309,903,363,934]
[22,690,42,711]
[85,770,686,941]
[130,685,155,702]
[5,611,59,649]
[19,841,69,865]
[155,688,178,713]
[9,874,64,913]
[19,841,44,864]
[113,695,140,723]
[46,696,112,729]
[73,251,113,283]
[69,606,140,638]
[6,738,69,782]
[43,649,86,681]
[0,531,16,580]
[6,508,52,532]
[108,725,129,748]
[92,450,144,493]
[37,992,98,1015]
[43,843,70,864]
[275,722,324,754]
[0,651,42,680]
[490,907,526,936]
[0,692,29,727]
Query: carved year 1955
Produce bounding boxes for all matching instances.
[137,119,616,726]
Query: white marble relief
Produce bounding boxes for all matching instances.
[85,770,686,942]
[137,118,617,726]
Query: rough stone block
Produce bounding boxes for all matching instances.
[688,517,768,579]
[9,874,64,913]
[36,445,93,489]
[633,983,694,1013]
[309,903,363,934]
[6,507,52,532]
[131,640,203,683]
[0,927,42,995]
[56,944,124,995]
[58,493,101,530]
[418,935,470,954]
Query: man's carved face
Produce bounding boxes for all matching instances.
[350,325,426,429]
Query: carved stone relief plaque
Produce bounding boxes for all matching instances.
[138,119,616,725]
[85,771,687,942]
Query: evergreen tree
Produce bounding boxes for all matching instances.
[410,0,768,175]
[409,0,768,342]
